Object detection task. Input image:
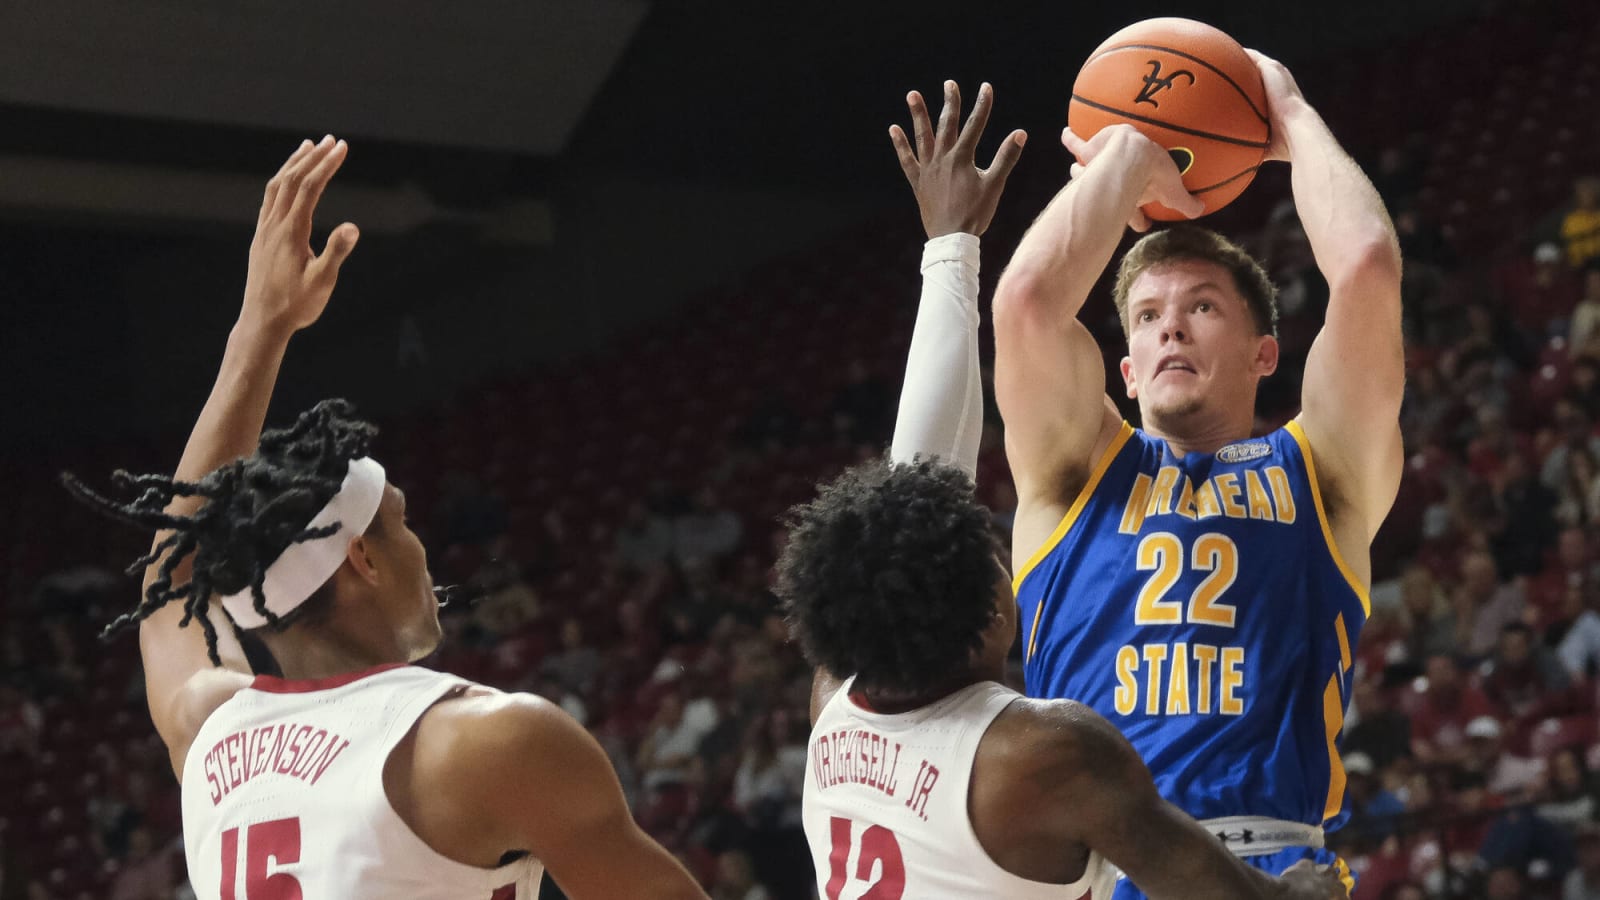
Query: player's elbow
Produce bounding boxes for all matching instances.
[993,269,1054,338]
[1330,234,1403,300]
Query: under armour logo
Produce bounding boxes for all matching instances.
[1216,829,1256,844]
[1135,60,1195,107]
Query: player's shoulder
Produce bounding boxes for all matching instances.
[417,686,572,755]
[983,697,1148,795]
[170,667,255,772]
[412,686,601,789]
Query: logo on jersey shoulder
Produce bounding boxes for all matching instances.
[1216,441,1272,464]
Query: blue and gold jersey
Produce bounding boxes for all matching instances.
[1015,420,1369,829]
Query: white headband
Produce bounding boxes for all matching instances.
[220,457,387,630]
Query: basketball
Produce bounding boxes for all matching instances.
[1068,17,1270,220]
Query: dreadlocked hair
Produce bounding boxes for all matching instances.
[61,399,378,666]
[775,456,1001,696]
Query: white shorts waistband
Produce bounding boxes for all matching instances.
[1200,816,1324,857]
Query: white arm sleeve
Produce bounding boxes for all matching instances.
[889,232,984,478]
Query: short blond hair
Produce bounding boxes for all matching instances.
[1111,225,1278,338]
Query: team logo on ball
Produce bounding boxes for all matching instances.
[1167,147,1195,175]
[1134,60,1195,107]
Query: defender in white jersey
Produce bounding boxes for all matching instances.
[776,458,1347,900]
[65,138,705,900]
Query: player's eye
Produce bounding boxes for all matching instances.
[1196,301,1213,313]
[1137,310,1156,322]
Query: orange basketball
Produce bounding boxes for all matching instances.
[1068,17,1269,220]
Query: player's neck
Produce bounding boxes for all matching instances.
[856,672,990,715]
[260,626,409,682]
[1141,407,1255,456]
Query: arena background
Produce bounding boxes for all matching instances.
[2,0,1598,897]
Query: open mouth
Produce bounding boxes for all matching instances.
[1156,358,1197,379]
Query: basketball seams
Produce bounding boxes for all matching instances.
[1187,165,1261,196]
[1086,43,1270,124]
[1068,95,1269,149]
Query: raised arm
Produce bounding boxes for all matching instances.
[992,126,1201,538]
[141,137,360,757]
[1253,51,1405,542]
[887,80,1024,476]
[985,700,1347,900]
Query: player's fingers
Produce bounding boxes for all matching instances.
[1244,47,1276,67]
[956,82,993,158]
[271,135,333,223]
[889,125,920,182]
[260,139,315,228]
[933,80,960,153]
[1069,162,1086,180]
[982,129,1026,184]
[1129,209,1153,233]
[310,223,360,286]
[1061,127,1091,165]
[289,139,349,237]
[907,91,934,161]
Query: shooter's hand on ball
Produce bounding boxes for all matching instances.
[1062,124,1204,232]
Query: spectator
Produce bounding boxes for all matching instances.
[1481,624,1570,721]
[1571,270,1600,357]
[1556,450,1600,529]
[1536,528,1600,627]
[829,359,894,446]
[1485,866,1530,900]
[1410,654,1500,765]
[542,618,602,696]
[1556,596,1600,679]
[1345,678,1414,770]
[1399,563,1460,662]
[1539,747,1600,831]
[1497,242,1582,338]
[1543,400,1600,494]
[1564,824,1600,900]
[1373,144,1426,210]
[1461,715,1545,802]
[637,689,720,793]
[1491,450,1558,578]
[1453,550,1527,658]
[1562,176,1600,269]
[615,501,675,572]
[0,682,41,759]
[672,488,743,569]
[730,712,804,830]
[712,849,771,900]
[108,828,177,900]
[1345,752,1407,840]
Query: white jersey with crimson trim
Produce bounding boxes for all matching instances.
[181,663,539,899]
[803,677,1114,899]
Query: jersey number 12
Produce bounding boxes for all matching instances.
[826,816,905,899]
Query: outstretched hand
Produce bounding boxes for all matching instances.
[889,81,1026,239]
[241,136,361,334]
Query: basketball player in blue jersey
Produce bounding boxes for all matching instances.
[895,54,1402,896]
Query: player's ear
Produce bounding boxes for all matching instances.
[345,536,381,586]
[1120,356,1139,399]
[1252,335,1279,379]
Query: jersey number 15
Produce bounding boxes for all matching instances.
[221,817,303,899]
